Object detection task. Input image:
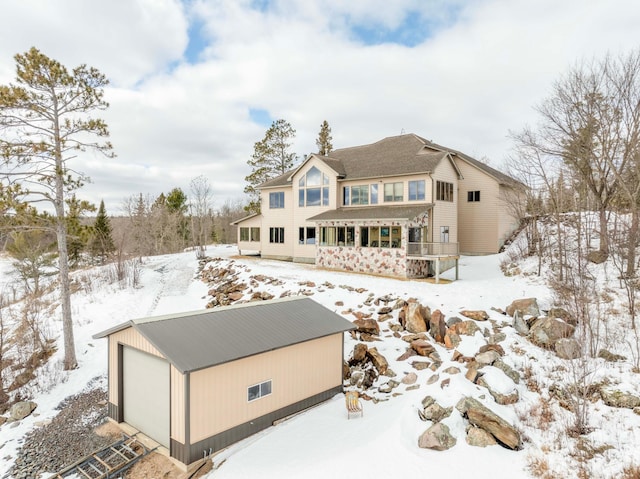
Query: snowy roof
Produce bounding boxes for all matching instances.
[93,296,354,374]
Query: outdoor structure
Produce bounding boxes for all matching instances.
[92,297,355,468]
[233,133,523,280]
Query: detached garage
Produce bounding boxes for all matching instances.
[93,296,355,467]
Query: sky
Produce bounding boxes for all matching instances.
[1,0,639,214]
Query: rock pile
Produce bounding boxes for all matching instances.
[5,386,114,479]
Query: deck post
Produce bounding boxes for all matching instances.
[435,258,440,284]
[456,258,459,280]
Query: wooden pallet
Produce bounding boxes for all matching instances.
[53,433,152,479]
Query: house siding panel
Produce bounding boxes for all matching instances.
[236,214,263,255]
[170,366,186,444]
[188,333,343,443]
[455,160,501,253]
[431,161,459,244]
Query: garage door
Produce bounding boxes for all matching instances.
[123,346,170,448]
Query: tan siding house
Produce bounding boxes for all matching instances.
[93,297,354,468]
[234,134,524,279]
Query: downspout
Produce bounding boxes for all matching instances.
[431,175,435,243]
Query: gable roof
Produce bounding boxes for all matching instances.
[308,204,433,222]
[93,296,355,374]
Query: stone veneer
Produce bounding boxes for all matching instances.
[317,245,408,277]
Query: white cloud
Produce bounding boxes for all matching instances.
[1,0,640,213]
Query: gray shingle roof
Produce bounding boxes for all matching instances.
[256,133,520,189]
[93,297,355,374]
[307,204,433,221]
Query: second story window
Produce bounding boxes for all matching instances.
[468,191,480,202]
[384,182,403,202]
[299,166,329,207]
[269,191,285,208]
[408,180,425,201]
[436,181,454,202]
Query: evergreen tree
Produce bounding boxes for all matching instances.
[0,47,113,370]
[316,120,333,156]
[89,200,115,264]
[65,195,95,268]
[244,119,298,213]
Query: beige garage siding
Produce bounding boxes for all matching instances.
[189,333,343,443]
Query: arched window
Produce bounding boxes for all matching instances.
[299,166,329,207]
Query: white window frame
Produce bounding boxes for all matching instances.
[247,379,272,402]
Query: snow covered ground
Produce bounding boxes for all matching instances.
[0,243,639,479]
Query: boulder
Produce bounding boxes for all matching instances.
[479,344,505,356]
[506,298,540,318]
[492,360,520,384]
[555,338,582,360]
[475,350,501,366]
[353,318,380,336]
[429,309,447,343]
[10,401,37,421]
[460,310,489,321]
[477,367,519,405]
[512,310,530,335]
[366,347,389,375]
[548,307,576,326]
[411,339,436,357]
[450,320,481,336]
[352,343,368,363]
[600,389,640,409]
[529,317,575,348]
[444,331,461,349]
[401,372,418,385]
[349,370,364,386]
[586,249,608,264]
[402,301,430,333]
[418,422,457,451]
[442,366,461,375]
[456,397,521,450]
[422,402,453,423]
[446,316,463,328]
[465,362,480,383]
[598,349,627,362]
[411,361,431,371]
[466,426,497,447]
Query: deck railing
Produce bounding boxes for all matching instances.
[407,242,459,257]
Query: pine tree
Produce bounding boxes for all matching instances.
[316,120,333,156]
[66,195,95,268]
[244,119,298,213]
[0,47,113,370]
[89,200,115,264]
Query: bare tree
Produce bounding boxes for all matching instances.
[189,175,214,259]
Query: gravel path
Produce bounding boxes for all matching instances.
[5,378,115,479]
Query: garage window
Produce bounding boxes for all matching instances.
[248,380,272,402]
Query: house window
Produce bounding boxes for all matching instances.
[343,185,373,206]
[383,182,403,202]
[320,226,355,246]
[242,227,260,242]
[299,166,329,207]
[248,380,272,402]
[360,226,400,248]
[269,227,285,243]
[408,180,425,201]
[269,191,285,208]
[468,191,480,202]
[299,227,316,245]
[370,184,378,204]
[436,181,453,202]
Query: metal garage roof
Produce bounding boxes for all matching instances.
[93,296,355,374]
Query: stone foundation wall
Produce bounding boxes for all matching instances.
[317,246,408,277]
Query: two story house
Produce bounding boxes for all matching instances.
[233,133,522,280]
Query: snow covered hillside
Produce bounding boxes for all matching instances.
[0,243,639,479]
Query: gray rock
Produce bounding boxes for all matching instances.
[529,317,575,348]
[512,310,529,335]
[10,402,37,421]
[506,298,540,318]
[466,426,497,447]
[601,389,640,409]
[418,422,457,450]
[555,338,582,359]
